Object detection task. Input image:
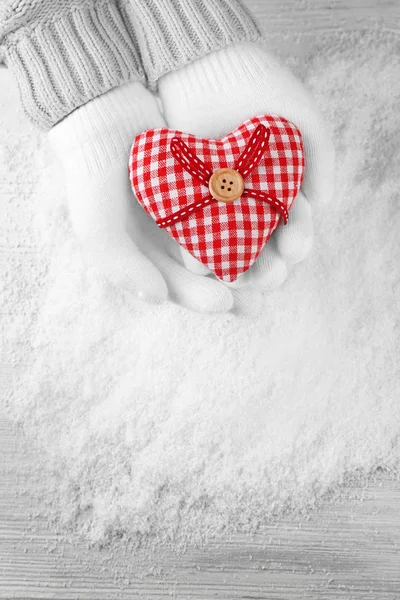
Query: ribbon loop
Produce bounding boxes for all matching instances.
[170,138,212,187]
[235,125,271,178]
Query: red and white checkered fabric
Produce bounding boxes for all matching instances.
[129,115,305,282]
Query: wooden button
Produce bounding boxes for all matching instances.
[209,168,245,203]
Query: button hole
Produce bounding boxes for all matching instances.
[221,186,225,189]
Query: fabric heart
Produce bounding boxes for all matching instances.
[129,115,305,282]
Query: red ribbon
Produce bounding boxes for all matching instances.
[158,124,289,228]
[170,138,212,187]
[235,124,271,177]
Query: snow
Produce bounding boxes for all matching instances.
[1,30,399,550]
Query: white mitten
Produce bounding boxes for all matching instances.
[158,43,335,288]
[48,82,235,313]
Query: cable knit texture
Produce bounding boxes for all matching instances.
[0,0,144,129]
[125,0,264,89]
[0,0,263,128]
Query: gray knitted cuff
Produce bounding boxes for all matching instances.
[0,0,145,130]
[126,0,264,90]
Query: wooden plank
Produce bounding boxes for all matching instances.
[1,417,400,599]
[249,0,400,33]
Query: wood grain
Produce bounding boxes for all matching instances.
[1,1,400,599]
[250,0,400,33]
[1,418,400,599]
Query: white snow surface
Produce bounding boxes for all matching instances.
[1,31,399,549]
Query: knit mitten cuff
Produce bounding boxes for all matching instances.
[128,0,264,90]
[0,0,144,129]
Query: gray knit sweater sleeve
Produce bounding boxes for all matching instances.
[0,0,263,130]
[0,0,145,129]
[123,0,264,90]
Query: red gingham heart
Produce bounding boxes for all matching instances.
[129,115,305,282]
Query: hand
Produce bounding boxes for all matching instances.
[48,81,251,314]
[158,43,335,291]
